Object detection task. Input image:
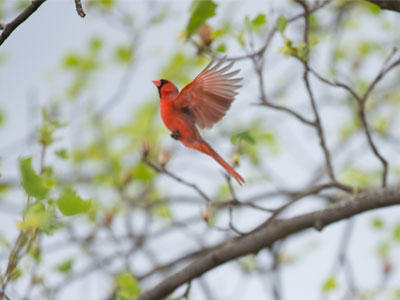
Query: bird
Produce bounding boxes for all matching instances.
[152,56,245,185]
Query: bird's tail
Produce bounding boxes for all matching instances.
[191,140,245,185]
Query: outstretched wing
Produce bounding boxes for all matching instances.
[174,56,242,129]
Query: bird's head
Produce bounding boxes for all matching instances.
[152,79,179,98]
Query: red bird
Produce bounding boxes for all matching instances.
[153,56,245,185]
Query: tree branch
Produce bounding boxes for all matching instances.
[0,0,47,47]
[74,0,86,17]
[136,186,400,300]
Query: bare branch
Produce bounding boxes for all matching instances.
[251,54,315,126]
[309,49,400,187]
[136,186,400,300]
[74,0,86,17]
[257,102,315,126]
[0,0,47,47]
[143,157,212,203]
[297,0,337,182]
[358,104,389,187]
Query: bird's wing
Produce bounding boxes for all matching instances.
[174,56,242,129]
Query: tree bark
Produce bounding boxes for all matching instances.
[137,186,400,300]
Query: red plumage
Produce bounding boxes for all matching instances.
[153,56,244,185]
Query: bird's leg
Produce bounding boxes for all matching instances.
[170,129,181,140]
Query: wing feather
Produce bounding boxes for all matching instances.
[174,56,242,129]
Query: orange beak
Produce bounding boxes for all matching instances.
[152,80,161,87]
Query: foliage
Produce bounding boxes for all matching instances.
[186,0,217,36]
[0,0,400,299]
[57,187,91,216]
[115,272,141,300]
[19,157,51,200]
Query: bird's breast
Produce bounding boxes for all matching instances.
[160,99,200,141]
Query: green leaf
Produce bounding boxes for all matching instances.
[239,254,258,273]
[8,267,22,282]
[251,13,267,30]
[231,131,256,145]
[364,1,381,14]
[115,45,132,64]
[153,204,172,219]
[371,217,384,229]
[340,167,374,188]
[252,13,267,26]
[395,289,400,298]
[296,43,309,61]
[100,0,114,9]
[340,118,361,140]
[90,37,103,51]
[0,110,5,127]
[55,149,68,159]
[262,132,279,154]
[377,241,390,258]
[0,183,10,196]
[116,272,141,300]
[19,157,50,200]
[276,15,288,34]
[212,28,227,39]
[237,30,245,46]
[63,53,80,69]
[278,36,293,57]
[39,108,67,146]
[393,223,400,241]
[132,162,157,182]
[374,116,389,135]
[322,275,337,292]
[28,243,42,262]
[187,0,217,35]
[17,202,57,233]
[57,187,91,216]
[56,258,73,274]
[215,43,226,52]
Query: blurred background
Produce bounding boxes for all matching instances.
[1,0,400,299]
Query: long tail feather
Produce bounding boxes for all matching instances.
[190,140,245,185]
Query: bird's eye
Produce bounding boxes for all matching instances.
[160,79,168,87]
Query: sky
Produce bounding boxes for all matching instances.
[1,1,400,299]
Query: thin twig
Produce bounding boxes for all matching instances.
[0,0,47,47]
[260,182,351,229]
[143,157,211,203]
[251,55,315,126]
[225,175,245,235]
[297,0,337,182]
[74,0,86,17]
[270,242,283,300]
[256,102,315,126]
[309,49,400,187]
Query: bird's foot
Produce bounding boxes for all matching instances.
[170,129,181,140]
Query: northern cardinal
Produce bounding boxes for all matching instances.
[152,56,245,185]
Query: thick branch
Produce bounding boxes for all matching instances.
[137,186,400,300]
[366,0,400,13]
[0,0,47,47]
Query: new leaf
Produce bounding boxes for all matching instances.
[19,157,50,200]
[187,0,217,35]
[57,187,91,216]
[116,272,141,300]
